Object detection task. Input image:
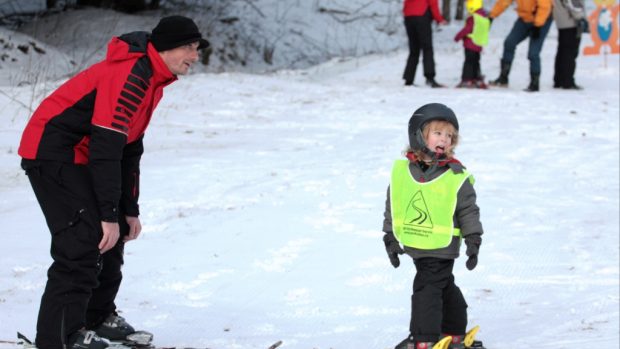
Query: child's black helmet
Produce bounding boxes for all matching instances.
[408,103,459,152]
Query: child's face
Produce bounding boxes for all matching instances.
[425,122,455,156]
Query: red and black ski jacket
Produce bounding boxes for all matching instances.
[403,0,445,23]
[18,31,176,222]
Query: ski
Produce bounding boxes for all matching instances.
[463,325,486,349]
[464,325,479,347]
[108,340,283,349]
[1,333,37,349]
[108,330,154,348]
[13,333,282,349]
[385,325,486,349]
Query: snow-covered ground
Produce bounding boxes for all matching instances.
[0,7,619,349]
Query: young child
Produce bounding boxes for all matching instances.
[382,103,484,349]
[454,0,491,89]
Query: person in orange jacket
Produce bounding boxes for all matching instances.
[402,0,448,87]
[488,0,554,92]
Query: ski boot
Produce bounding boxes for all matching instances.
[394,335,415,349]
[394,336,454,349]
[474,78,488,89]
[440,325,486,349]
[92,313,153,347]
[456,80,476,88]
[440,334,465,349]
[93,313,136,340]
[68,329,110,349]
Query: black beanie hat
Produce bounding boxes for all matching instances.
[151,15,209,52]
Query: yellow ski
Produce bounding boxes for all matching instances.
[432,336,453,349]
[464,325,480,347]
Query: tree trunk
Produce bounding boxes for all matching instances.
[77,0,104,6]
[442,0,451,22]
[455,0,465,20]
[114,0,146,12]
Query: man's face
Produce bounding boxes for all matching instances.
[159,42,200,75]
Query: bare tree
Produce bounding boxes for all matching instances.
[455,0,465,20]
[442,0,466,21]
[442,0,451,22]
[75,0,154,13]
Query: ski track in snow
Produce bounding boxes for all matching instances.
[1,17,619,349]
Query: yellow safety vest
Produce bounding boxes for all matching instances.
[390,159,473,249]
[468,13,490,47]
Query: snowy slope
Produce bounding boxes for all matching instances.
[0,6,619,349]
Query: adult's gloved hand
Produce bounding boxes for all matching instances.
[383,232,404,268]
[576,18,589,39]
[531,26,541,39]
[578,18,590,33]
[464,234,482,270]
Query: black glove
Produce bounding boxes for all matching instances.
[383,232,404,268]
[464,234,482,270]
[530,26,541,39]
[576,18,589,39]
[578,18,590,33]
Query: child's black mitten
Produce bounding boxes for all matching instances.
[465,234,482,270]
[383,232,404,268]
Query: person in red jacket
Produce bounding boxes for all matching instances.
[454,0,491,88]
[402,0,448,87]
[18,16,208,349]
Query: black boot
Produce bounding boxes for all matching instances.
[489,60,511,87]
[524,73,540,92]
[394,334,416,349]
[425,78,445,88]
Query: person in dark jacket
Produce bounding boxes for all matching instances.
[402,0,448,87]
[454,0,491,88]
[552,0,588,89]
[382,103,484,349]
[18,16,208,349]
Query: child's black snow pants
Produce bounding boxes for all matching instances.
[462,49,481,81]
[22,159,128,349]
[410,258,468,343]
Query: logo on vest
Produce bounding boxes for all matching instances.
[403,191,434,238]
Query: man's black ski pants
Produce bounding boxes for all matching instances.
[22,160,128,349]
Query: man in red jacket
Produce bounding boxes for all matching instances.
[18,16,208,349]
[402,0,448,87]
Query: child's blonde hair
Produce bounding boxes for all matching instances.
[405,120,459,160]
